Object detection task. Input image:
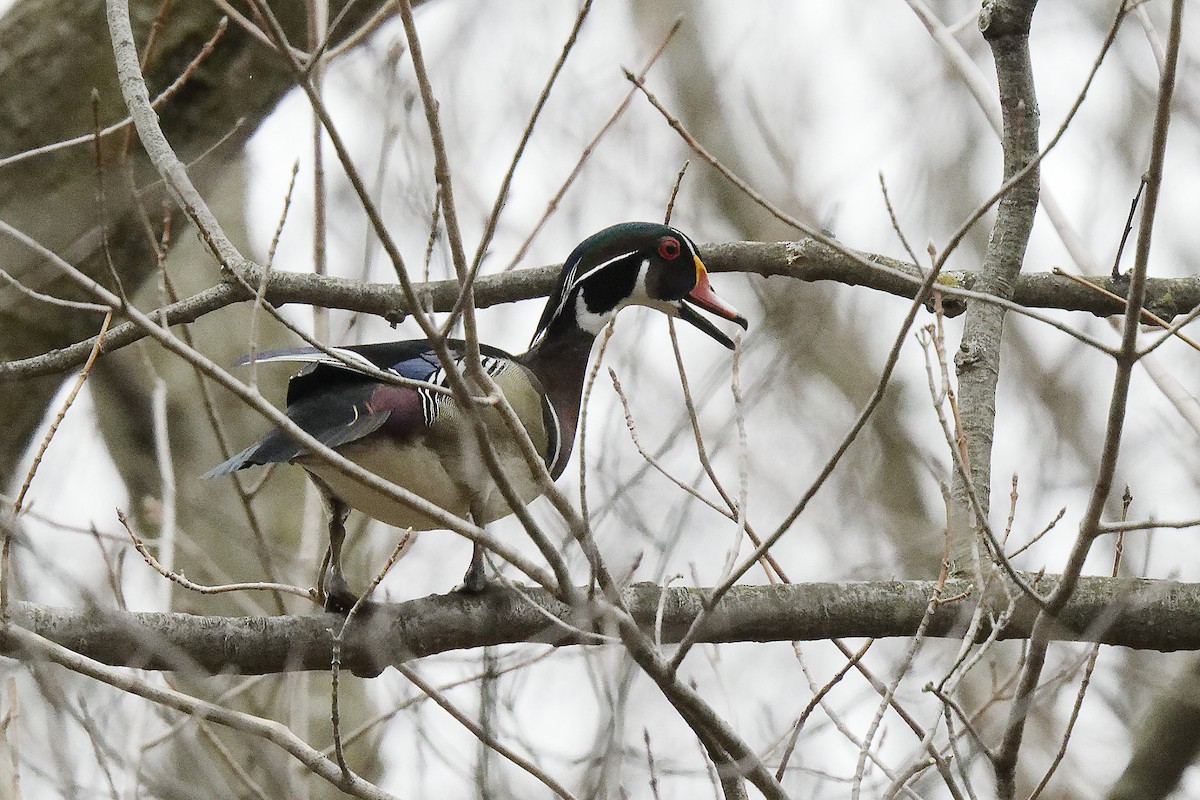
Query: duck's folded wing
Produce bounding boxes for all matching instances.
[206,342,471,478]
[203,384,394,476]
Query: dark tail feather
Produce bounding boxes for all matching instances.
[203,443,264,478]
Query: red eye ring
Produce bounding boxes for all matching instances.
[658,237,681,260]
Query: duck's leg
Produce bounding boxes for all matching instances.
[462,541,487,593]
[315,490,360,613]
[460,498,488,593]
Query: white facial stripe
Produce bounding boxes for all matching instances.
[570,249,640,291]
[676,229,699,258]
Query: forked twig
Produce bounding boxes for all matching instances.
[1026,532,1122,799]
[774,640,872,780]
[608,370,734,523]
[319,647,557,757]
[1006,507,1067,559]
[852,546,955,800]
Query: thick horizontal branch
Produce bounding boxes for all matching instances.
[2,239,1194,381]
[0,263,557,380]
[3,575,1198,678]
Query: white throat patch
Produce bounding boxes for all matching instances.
[572,257,654,335]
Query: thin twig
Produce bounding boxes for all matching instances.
[150,377,177,610]
[878,171,925,271]
[774,640,872,781]
[502,19,683,270]
[331,531,413,774]
[1051,267,1200,352]
[395,662,580,800]
[852,556,955,800]
[578,323,617,550]
[320,647,557,757]
[322,2,397,64]
[1098,517,1200,534]
[1006,507,1067,559]
[1138,299,1200,358]
[644,729,664,800]
[1001,473,1019,547]
[0,679,20,800]
[309,0,330,344]
[12,311,113,515]
[1110,177,1147,278]
[448,0,594,326]
[118,510,313,600]
[927,684,995,764]
[0,269,111,311]
[0,18,228,170]
[666,320,784,580]
[248,158,300,390]
[194,719,273,800]
[664,161,689,225]
[608,370,738,527]
[6,624,401,800]
[1027,526,1123,799]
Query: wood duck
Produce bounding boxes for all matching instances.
[207,222,748,611]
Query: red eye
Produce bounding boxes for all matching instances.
[658,237,681,260]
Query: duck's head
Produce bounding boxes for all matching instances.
[531,222,749,349]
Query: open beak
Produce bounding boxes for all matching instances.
[679,256,749,350]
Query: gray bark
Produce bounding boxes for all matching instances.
[5,575,1199,676]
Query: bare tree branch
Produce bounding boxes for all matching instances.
[996,0,1186,794]
[947,0,1041,571]
[7,238,1194,381]
[3,576,1200,677]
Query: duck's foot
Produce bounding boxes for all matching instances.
[457,567,489,594]
[456,541,489,593]
[323,573,368,615]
